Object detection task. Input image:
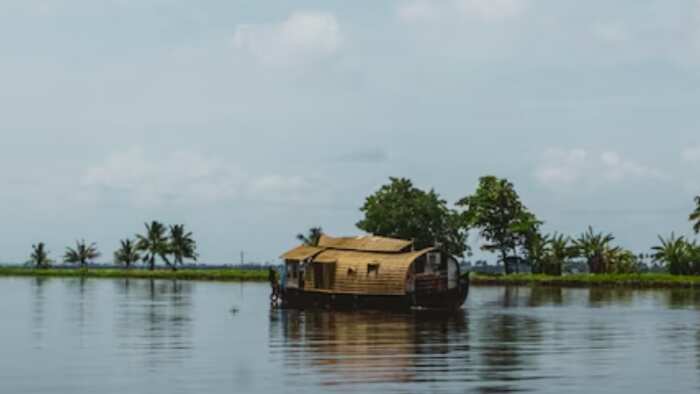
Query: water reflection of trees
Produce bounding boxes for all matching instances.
[31,277,49,345]
[588,288,636,307]
[63,277,96,339]
[113,279,194,370]
[269,309,470,386]
[477,288,546,393]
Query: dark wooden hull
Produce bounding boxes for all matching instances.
[281,277,468,311]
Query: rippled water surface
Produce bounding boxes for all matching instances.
[2,277,700,393]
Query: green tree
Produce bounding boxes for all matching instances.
[136,221,172,271]
[513,212,546,273]
[28,242,53,269]
[296,227,323,246]
[607,248,639,274]
[544,233,576,276]
[114,239,141,269]
[691,195,700,234]
[357,177,469,257]
[63,240,101,268]
[573,226,619,274]
[457,176,539,274]
[652,233,696,275]
[169,224,198,270]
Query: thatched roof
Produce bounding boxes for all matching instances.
[280,245,325,261]
[317,234,412,253]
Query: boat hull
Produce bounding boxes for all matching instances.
[281,277,468,311]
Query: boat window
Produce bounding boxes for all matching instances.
[427,252,442,271]
[367,263,380,277]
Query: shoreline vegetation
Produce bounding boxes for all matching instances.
[470,273,700,289]
[5,266,700,289]
[0,267,268,282]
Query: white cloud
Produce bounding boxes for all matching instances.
[682,145,700,162]
[398,0,526,24]
[232,11,341,66]
[81,147,314,206]
[535,148,666,189]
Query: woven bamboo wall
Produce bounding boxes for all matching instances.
[303,248,435,296]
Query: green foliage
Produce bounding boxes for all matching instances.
[136,221,172,271]
[357,177,469,257]
[691,196,700,234]
[113,239,141,269]
[457,176,540,273]
[652,233,700,275]
[540,233,577,276]
[28,242,53,269]
[63,240,100,268]
[0,267,267,282]
[169,224,198,269]
[296,227,323,246]
[572,226,620,274]
[606,249,639,274]
[469,273,700,288]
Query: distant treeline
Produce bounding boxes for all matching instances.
[26,221,199,271]
[299,177,700,277]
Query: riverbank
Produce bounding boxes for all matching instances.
[0,267,268,282]
[469,273,700,288]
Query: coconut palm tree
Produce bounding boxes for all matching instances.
[28,242,53,269]
[136,221,171,271]
[573,226,619,274]
[114,239,141,269]
[169,224,198,271]
[63,240,101,268]
[296,227,323,246]
[652,233,693,275]
[691,196,700,234]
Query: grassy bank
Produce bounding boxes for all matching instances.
[0,267,268,282]
[469,273,700,289]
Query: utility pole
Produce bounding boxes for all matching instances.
[240,251,245,266]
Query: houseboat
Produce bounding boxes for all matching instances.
[277,234,469,310]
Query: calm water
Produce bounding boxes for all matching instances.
[1,277,700,393]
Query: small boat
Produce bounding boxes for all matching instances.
[276,234,469,310]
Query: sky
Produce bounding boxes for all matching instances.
[1,0,699,264]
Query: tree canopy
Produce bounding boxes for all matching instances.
[136,221,172,270]
[356,177,469,257]
[169,224,198,269]
[457,176,540,272]
[691,196,700,234]
[28,242,53,269]
[297,227,323,246]
[114,239,140,269]
[63,240,100,268]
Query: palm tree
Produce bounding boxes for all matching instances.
[691,196,700,234]
[136,221,171,271]
[652,233,692,275]
[573,226,619,274]
[114,239,141,269]
[169,224,198,271]
[63,240,101,268]
[545,233,575,276]
[28,242,53,269]
[296,227,323,246]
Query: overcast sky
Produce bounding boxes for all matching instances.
[1,0,699,264]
